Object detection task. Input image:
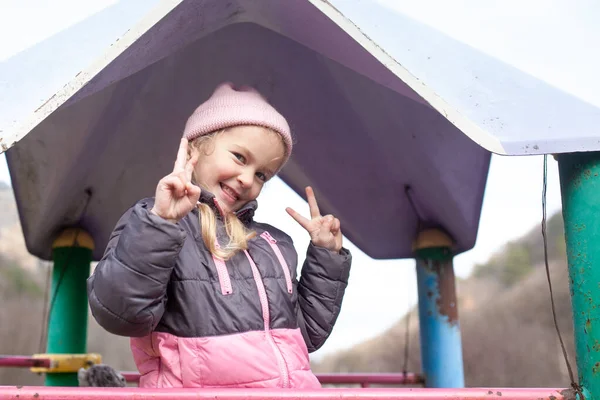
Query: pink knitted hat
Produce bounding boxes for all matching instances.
[183,82,292,167]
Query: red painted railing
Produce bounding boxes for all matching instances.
[0,356,424,387]
[0,386,572,400]
[121,371,424,386]
[0,356,50,369]
[0,356,572,400]
[319,372,424,387]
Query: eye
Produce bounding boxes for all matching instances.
[256,171,267,182]
[232,152,246,163]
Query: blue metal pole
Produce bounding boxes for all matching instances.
[414,229,464,388]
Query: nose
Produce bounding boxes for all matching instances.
[237,168,254,188]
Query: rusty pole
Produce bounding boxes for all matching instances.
[414,229,464,388]
[558,152,600,400]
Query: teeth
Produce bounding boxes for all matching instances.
[221,184,238,200]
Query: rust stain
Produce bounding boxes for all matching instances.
[34,94,56,113]
[549,396,557,400]
[496,391,502,396]
[431,259,459,324]
[560,388,578,400]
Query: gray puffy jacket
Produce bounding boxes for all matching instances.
[87,190,352,388]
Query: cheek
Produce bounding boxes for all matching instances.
[192,164,204,183]
[247,183,264,200]
[201,160,233,182]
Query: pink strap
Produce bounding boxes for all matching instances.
[260,231,293,294]
[243,250,270,327]
[243,250,290,388]
[212,242,232,295]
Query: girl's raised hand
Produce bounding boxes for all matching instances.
[286,187,343,253]
[151,138,201,223]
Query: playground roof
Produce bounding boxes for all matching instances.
[3,0,598,261]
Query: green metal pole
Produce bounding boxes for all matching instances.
[45,229,94,386]
[558,151,600,399]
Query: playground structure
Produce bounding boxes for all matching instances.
[0,0,599,399]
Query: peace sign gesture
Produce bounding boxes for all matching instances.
[150,138,201,223]
[286,187,343,253]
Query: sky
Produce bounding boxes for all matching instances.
[0,0,570,360]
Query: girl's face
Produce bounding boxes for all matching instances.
[191,126,285,213]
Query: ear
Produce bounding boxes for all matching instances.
[188,146,200,184]
[187,142,199,161]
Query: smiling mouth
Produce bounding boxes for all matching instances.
[220,183,239,203]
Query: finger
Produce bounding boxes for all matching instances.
[162,175,186,198]
[331,217,341,234]
[186,182,201,200]
[286,207,312,231]
[334,230,343,251]
[305,186,321,219]
[321,214,334,233]
[185,152,199,181]
[173,138,189,172]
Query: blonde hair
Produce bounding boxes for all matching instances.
[197,201,255,260]
[189,129,276,260]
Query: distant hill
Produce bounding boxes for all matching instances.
[0,187,44,274]
[313,212,577,388]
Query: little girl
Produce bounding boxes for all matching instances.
[87,82,352,389]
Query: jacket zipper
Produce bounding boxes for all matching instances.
[260,231,293,294]
[243,250,290,388]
